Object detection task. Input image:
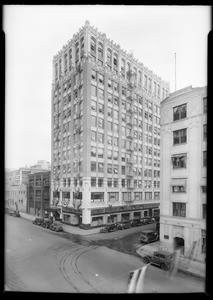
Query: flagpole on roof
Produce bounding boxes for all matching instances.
[175,53,177,91]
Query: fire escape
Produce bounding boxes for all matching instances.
[125,68,137,202]
[73,64,83,210]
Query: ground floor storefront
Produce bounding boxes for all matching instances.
[59,203,159,229]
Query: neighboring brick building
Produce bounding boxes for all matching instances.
[51,21,170,228]
[28,171,51,217]
[160,86,207,262]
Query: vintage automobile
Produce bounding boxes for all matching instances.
[100,223,117,233]
[13,211,20,217]
[42,218,51,229]
[117,221,131,230]
[32,217,44,226]
[50,221,63,232]
[139,230,159,244]
[140,217,155,225]
[141,250,174,271]
[130,219,141,227]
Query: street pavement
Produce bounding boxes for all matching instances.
[4,214,205,293]
[19,212,206,280]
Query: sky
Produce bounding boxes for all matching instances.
[4,5,211,170]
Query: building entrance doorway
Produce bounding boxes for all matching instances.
[174,237,184,255]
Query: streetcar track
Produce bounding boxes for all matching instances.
[51,241,101,293]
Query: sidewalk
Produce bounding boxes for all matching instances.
[19,212,101,235]
[136,241,206,280]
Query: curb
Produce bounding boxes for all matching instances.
[178,267,205,281]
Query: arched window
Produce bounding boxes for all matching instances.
[80,37,84,58]
[121,58,125,73]
[98,42,103,60]
[75,42,79,62]
[113,52,118,69]
[90,37,96,55]
[107,48,112,65]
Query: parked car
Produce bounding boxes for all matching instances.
[141,250,173,271]
[42,218,51,229]
[140,217,155,225]
[32,217,44,226]
[100,223,117,233]
[140,218,149,225]
[139,230,159,244]
[147,217,155,224]
[117,221,131,230]
[50,221,63,232]
[130,219,141,227]
[13,211,20,217]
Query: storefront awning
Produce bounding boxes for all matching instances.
[171,178,187,186]
[200,178,206,186]
[171,153,186,158]
[45,207,61,212]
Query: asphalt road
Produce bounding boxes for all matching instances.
[5,215,205,293]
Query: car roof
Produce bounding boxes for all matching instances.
[154,250,173,256]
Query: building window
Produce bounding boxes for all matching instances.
[173,128,187,145]
[91,69,96,80]
[154,192,160,200]
[173,202,186,217]
[91,131,97,142]
[108,192,119,202]
[203,97,207,114]
[203,151,207,167]
[90,37,96,54]
[172,186,186,193]
[91,85,97,97]
[172,154,187,169]
[173,104,187,121]
[91,192,104,202]
[134,192,142,200]
[145,192,152,200]
[202,186,207,193]
[91,162,96,172]
[203,124,207,139]
[107,178,112,187]
[107,164,112,173]
[201,230,206,253]
[98,163,104,173]
[97,147,104,158]
[98,178,104,187]
[91,177,96,187]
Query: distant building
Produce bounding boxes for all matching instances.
[30,160,51,170]
[5,161,51,213]
[27,171,51,217]
[160,86,207,262]
[5,183,28,213]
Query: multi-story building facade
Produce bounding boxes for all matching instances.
[160,86,207,262]
[27,171,51,217]
[51,21,170,229]
[5,182,28,213]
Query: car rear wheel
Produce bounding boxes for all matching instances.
[143,257,150,264]
[161,263,169,271]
